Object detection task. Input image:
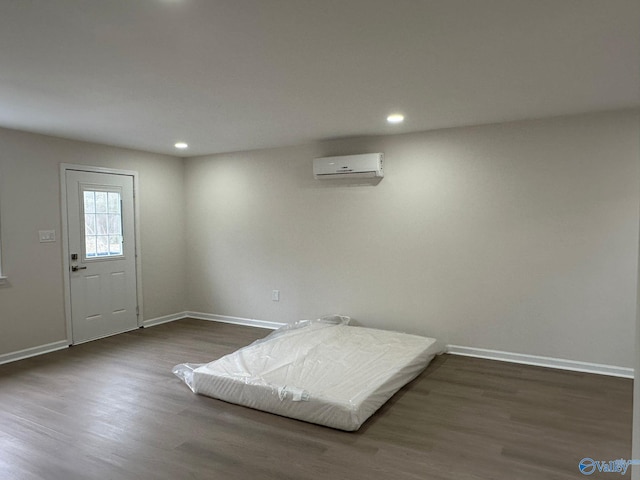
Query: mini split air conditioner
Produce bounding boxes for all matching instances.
[313,153,384,179]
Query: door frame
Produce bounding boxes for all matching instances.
[60,163,144,344]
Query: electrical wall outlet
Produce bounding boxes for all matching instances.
[272,289,280,302]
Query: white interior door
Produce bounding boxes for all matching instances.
[66,170,138,343]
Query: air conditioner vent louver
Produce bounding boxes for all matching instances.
[313,153,384,179]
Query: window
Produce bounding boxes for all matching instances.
[82,188,123,259]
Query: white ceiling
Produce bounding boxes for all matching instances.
[0,0,638,157]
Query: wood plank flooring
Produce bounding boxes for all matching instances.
[0,319,632,479]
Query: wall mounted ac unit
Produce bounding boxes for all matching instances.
[313,153,384,179]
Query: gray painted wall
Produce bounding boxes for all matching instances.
[0,110,638,370]
[0,128,187,354]
[185,110,640,368]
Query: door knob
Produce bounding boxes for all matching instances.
[71,266,87,272]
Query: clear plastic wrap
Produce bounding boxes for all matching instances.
[173,315,442,431]
[171,315,349,393]
[171,362,205,393]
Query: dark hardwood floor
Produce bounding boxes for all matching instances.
[0,319,632,479]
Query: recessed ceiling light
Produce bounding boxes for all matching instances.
[174,142,188,149]
[387,114,404,124]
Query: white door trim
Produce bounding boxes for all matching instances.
[60,163,144,344]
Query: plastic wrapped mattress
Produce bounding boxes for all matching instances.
[173,316,442,431]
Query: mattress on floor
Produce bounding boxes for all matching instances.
[175,317,442,431]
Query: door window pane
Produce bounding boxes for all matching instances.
[84,191,96,213]
[85,215,96,236]
[95,192,108,213]
[108,192,120,213]
[86,236,97,257]
[108,214,121,235]
[96,235,109,256]
[96,213,108,235]
[83,189,123,258]
[109,235,123,255]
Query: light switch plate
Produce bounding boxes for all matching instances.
[39,230,56,243]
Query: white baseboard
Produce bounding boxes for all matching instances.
[64,310,636,380]
[0,340,69,366]
[446,345,634,379]
[143,312,189,328]
[186,311,286,330]
[142,311,285,330]
[183,313,634,379]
